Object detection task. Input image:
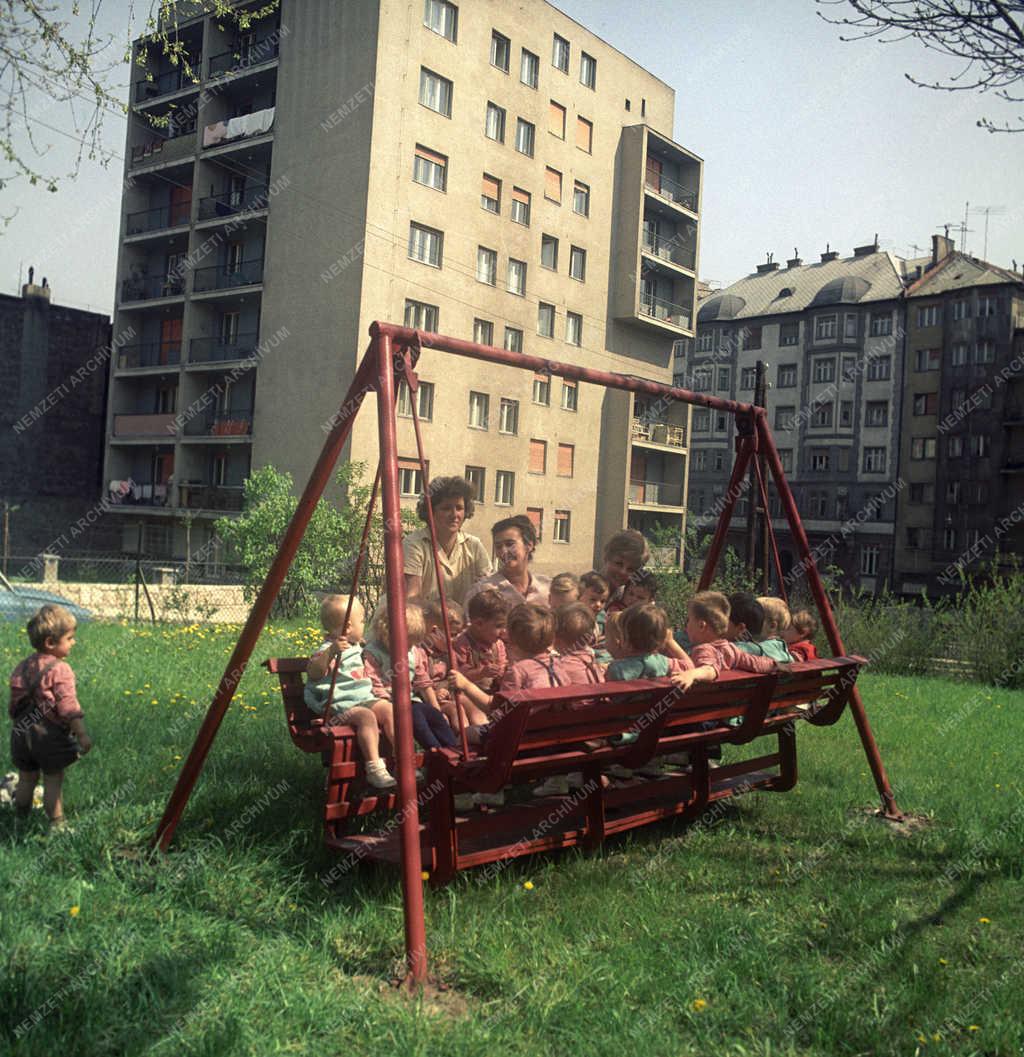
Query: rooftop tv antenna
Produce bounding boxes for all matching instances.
[968,204,1007,261]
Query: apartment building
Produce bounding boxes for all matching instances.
[683,242,907,590]
[103,0,702,572]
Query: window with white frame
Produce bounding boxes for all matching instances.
[740,367,757,390]
[495,470,515,506]
[777,363,797,388]
[464,465,485,503]
[811,401,834,428]
[952,342,968,366]
[842,355,857,381]
[913,392,938,416]
[917,304,940,327]
[397,379,435,421]
[742,326,762,350]
[952,299,969,321]
[911,437,937,459]
[404,299,438,331]
[697,332,714,353]
[484,102,506,142]
[468,391,489,429]
[775,406,795,431]
[975,339,995,363]
[541,234,559,270]
[538,302,555,337]
[840,401,853,427]
[499,397,519,434]
[572,180,590,216]
[553,509,570,542]
[408,222,443,267]
[814,314,837,341]
[811,448,830,472]
[869,311,892,336]
[533,372,551,405]
[867,354,891,381]
[812,357,836,383]
[515,118,535,156]
[693,409,710,432]
[860,545,879,576]
[943,525,956,550]
[490,31,510,72]
[692,368,712,391]
[510,187,531,226]
[978,295,997,317]
[561,380,578,411]
[713,451,725,471]
[413,144,447,190]
[948,435,963,457]
[520,48,539,88]
[717,366,730,391]
[693,449,707,471]
[419,68,453,116]
[580,51,596,88]
[862,447,885,473]
[507,258,527,296]
[844,313,858,338]
[779,322,799,346]
[476,246,497,285]
[865,401,888,427]
[473,318,494,346]
[569,245,586,281]
[915,347,940,371]
[778,448,793,473]
[566,311,582,346]
[481,173,501,212]
[504,327,523,353]
[398,458,425,497]
[424,0,457,41]
[970,434,990,457]
[552,33,569,71]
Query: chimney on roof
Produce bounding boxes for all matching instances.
[756,251,779,274]
[21,264,51,302]
[932,233,955,266]
[853,234,880,258]
[787,248,802,269]
[820,243,839,263]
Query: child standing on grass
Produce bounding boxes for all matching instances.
[9,605,92,829]
[305,595,397,790]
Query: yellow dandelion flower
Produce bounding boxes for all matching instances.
[523,880,534,890]
[692,998,707,1012]
[932,1033,941,1042]
[979,917,991,924]
[938,958,948,965]
[421,871,429,881]
[69,905,80,917]
[968,1025,980,1032]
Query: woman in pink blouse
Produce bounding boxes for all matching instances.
[465,515,551,609]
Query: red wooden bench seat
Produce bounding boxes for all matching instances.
[264,655,864,883]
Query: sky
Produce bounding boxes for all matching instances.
[2,0,1023,315]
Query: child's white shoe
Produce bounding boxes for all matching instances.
[365,760,397,790]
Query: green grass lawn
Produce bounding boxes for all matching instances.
[1,620,1021,1057]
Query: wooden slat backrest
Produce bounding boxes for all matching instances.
[263,656,343,753]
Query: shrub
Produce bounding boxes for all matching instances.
[948,559,1024,689]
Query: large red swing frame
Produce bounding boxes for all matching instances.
[153,321,902,986]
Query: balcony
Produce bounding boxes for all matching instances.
[639,292,692,331]
[184,410,253,438]
[208,35,280,77]
[189,334,260,365]
[135,63,201,103]
[120,274,185,303]
[202,106,275,149]
[125,202,191,235]
[117,342,181,371]
[193,259,264,293]
[129,120,197,167]
[198,184,269,220]
[642,230,696,271]
[107,480,173,507]
[1002,404,1024,427]
[112,413,178,438]
[631,418,686,448]
[179,483,245,511]
[629,479,685,507]
[644,166,698,212]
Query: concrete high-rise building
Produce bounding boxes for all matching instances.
[103,0,702,571]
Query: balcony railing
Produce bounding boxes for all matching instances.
[189,334,260,364]
[198,184,270,220]
[125,202,191,234]
[629,479,684,506]
[644,166,698,211]
[135,62,201,102]
[129,121,197,165]
[642,230,696,271]
[117,342,181,370]
[192,258,264,292]
[106,480,173,506]
[112,413,178,438]
[185,410,253,437]
[180,483,245,511]
[202,105,275,148]
[121,274,185,302]
[639,293,692,331]
[208,35,281,77]
[631,418,686,448]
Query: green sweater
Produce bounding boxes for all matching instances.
[734,638,794,663]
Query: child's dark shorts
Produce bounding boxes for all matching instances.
[10,718,81,774]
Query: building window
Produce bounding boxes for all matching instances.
[553,509,571,543]
[566,311,583,346]
[468,391,489,429]
[778,448,793,473]
[815,314,837,341]
[865,401,888,427]
[867,354,891,381]
[511,187,531,226]
[812,357,836,383]
[572,180,590,216]
[742,326,762,350]
[691,368,712,392]
[952,299,968,320]
[943,526,957,550]
[775,406,795,431]
[533,371,551,405]
[473,318,494,346]
[777,363,797,388]
[408,222,443,267]
[869,311,892,336]
[520,48,539,88]
[576,115,593,153]
[507,258,527,296]
[917,304,940,327]
[915,347,940,371]
[481,173,501,213]
[975,339,995,363]
[541,233,559,270]
[740,367,757,390]
[778,321,799,346]
[504,327,523,353]
[499,397,519,434]
[713,451,725,471]
[840,400,853,427]
[952,342,968,366]
[909,482,935,503]
[951,387,966,408]
[970,434,991,457]
[514,117,535,156]
[569,245,586,281]
[464,465,485,503]
[842,355,857,381]
[544,166,562,202]
[693,409,710,432]
[424,0,457,41]
[404,299,439,331]
[538,302,555,338]
[476,246,497,285]
[561,381,578,412]
[484,102,506,142]
[413,144,447,190]
[862,446,886,472]
[717,366,730,391]
[419,68,453,116]
[692,450,707,472]
[397,379,435,421]
[490,30,510,72]
[398,458,426,498]
[808,491,829,518]
[948,435,963,457]
[495,470,515,506]
[860,545,879,576]
[911,437,937,459]
[844,313,858,338]
[529,438,547,474]
[697,332,714,353]
[978,295,997,317]
[580,51,596,88]
[811,448,830,472]
[811,401,834,428]
[549,99,566,138]
[913,392,938,416]
[552,33,569,72]
[526,507,544,540]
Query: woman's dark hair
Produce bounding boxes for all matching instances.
[416,475,476,523]
[491,514,537,557]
